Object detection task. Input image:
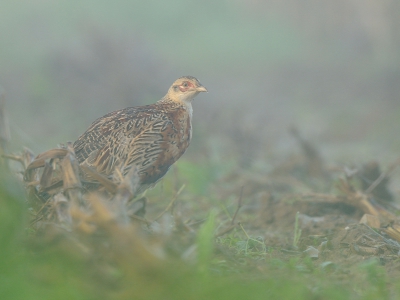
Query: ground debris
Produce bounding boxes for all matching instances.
[5,144,146,230]
[359,214,380,228]
[332,224,400,257]
[3,122,400,298]
[358,161,395,202]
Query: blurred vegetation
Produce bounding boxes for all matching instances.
[1,157,399,300]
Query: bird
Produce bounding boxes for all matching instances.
[73,76,207,194]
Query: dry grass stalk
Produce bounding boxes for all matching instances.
[3,147,36,170]
[230,186,244,225]
[61,145,81,190]
[215,187,244,237]
[25,148,68,172]
[337,178,380,216]
[365,158,400,194]
[382,224,400,243]
[359,214,380,229]
[39,162,54,188]
[80,165,117,194]
[15,140,154,230]
[280,177,397,222]
[153,184,185,222]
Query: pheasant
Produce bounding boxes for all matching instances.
[73,76,207,194]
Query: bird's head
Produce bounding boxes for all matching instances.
[167,76,207,103]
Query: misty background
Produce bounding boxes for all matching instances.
[1,0,400,172]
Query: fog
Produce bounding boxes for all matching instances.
[1,0,400,168]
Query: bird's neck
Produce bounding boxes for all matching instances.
[158,96,193,116]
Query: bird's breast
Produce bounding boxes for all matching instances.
[166,107,192,155]
[137,106,192,184]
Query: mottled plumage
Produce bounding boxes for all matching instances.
[73,76,207,193]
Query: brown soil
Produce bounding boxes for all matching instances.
[210,151,400,283]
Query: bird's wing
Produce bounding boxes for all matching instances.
[73,106,173,178]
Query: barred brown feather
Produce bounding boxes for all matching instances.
[73,76,207,194]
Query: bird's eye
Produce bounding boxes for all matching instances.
[182,82,188,87]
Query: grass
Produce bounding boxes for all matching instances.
[293,211,302,249]
[1,156,399,300]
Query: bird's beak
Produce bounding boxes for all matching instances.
[196,86,208,93]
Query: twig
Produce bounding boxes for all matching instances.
[1,153,23,163]
[29,195,53,226]
[153,184,185,222]
[239,222,250,239]
[283,192,345,203]
[29,214,44,227]
[215,223,237,238]
[231,186,244,225]
[185,218,207,227]
[238,222,266,254]
[362,223,400,249]
[365,158,400,194]
[214,187,244,237]
[130,214,152,226]
[26,148,68,171]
